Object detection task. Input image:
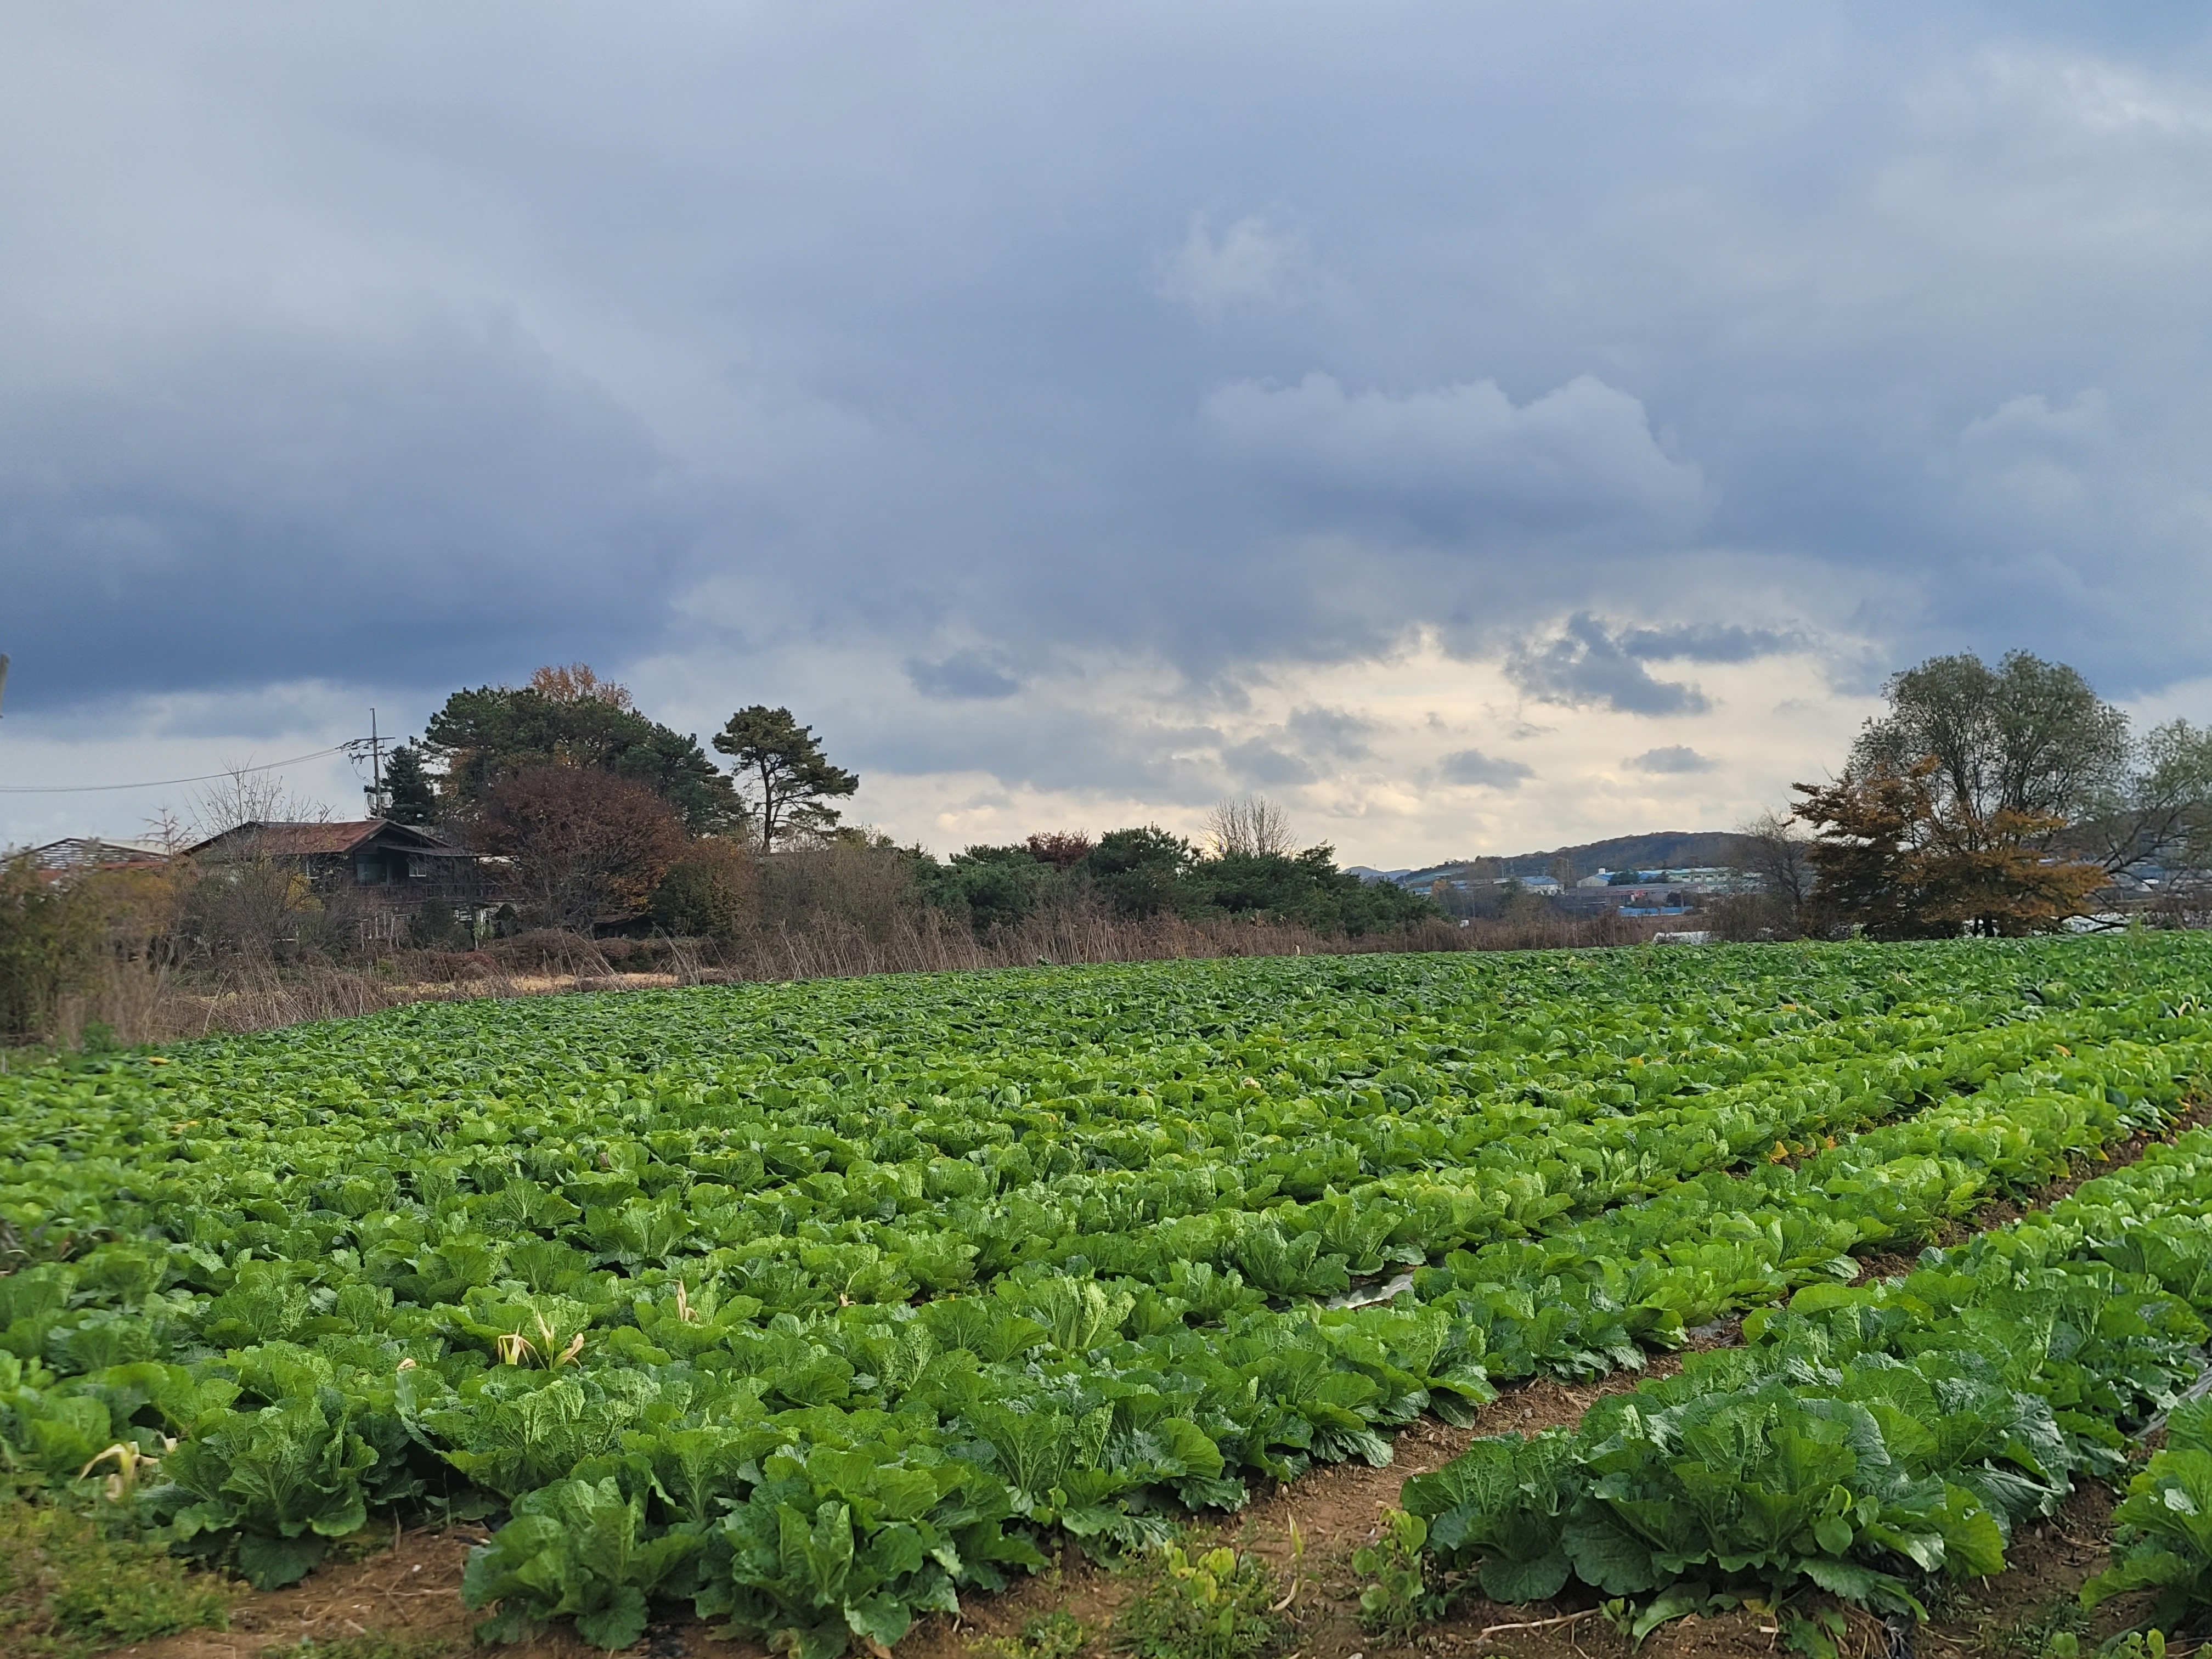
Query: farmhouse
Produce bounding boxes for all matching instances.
[185,819,497,909]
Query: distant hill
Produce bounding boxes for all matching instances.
[1352,830,1760,889]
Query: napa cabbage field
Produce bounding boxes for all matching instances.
[7,936,2212,1652]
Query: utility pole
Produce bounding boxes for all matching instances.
[0,654,10,719]
[363,708,388,817]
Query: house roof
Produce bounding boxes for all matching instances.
[28,836,172,870]
[186,819,457,858]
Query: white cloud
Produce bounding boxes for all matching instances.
[1153,213,1311,318]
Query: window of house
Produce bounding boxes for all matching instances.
[354,853,387,885]
[408,854,431,879]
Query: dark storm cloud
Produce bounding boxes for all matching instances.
[5,1,2212,772]
[0,311,694,710]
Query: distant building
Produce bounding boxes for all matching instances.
[185,819,496,910]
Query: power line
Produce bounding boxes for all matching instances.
[0,744,356,795]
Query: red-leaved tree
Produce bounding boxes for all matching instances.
[478,766,689,930]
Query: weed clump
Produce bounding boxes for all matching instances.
[1115,1545,1279,1659]
[0,1497,233,1658]
[984,1610,1090,1659]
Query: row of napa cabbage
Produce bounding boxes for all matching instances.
[1,1005,2185,1372]
[3,1020,2203,1650]
[4,940,2179,1265]
[20,938,2138,1122]
[2,975,2177,1336]
[1404,1113,2212,1639]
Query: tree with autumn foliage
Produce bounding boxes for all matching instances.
[476,766,690,930]
[1786,650,2212,938]
[1792,758,2103,938]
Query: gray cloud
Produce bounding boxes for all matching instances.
[1616,624,1804,664]
[1627,744,1718,774]
[6,4,2212,840]
[1201,372,1707,536]
[1222,740,1317,787]
[1505,615,1712,716]
[1283,704,1375,759]
[1438,749,1535,789]
[906,651,1023,701]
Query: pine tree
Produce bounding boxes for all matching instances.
[712,707,859,850]
[383,744,440,827]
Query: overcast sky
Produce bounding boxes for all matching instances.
[7,4,2211,864]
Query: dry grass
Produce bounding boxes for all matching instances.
[35,902,1673,1049]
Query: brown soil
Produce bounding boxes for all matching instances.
[106,1523,749,1659]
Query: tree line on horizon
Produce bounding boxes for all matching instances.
[6,645,2209,1043]
[382,648,2212,949]
[372,664,1436,942]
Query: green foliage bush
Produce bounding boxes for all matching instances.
[0,858,104,1043]
[912,829,1436,936]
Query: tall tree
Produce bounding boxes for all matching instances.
[382,744,439,827]
[422,670,741,834]
[713,707,859,851]
[1851,651,2129,828]
[2075,718,2212,881]
[1733,809,1816,928]
[1203,795,1295,859]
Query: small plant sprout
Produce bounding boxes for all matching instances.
[1351,1508,1430,1640]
